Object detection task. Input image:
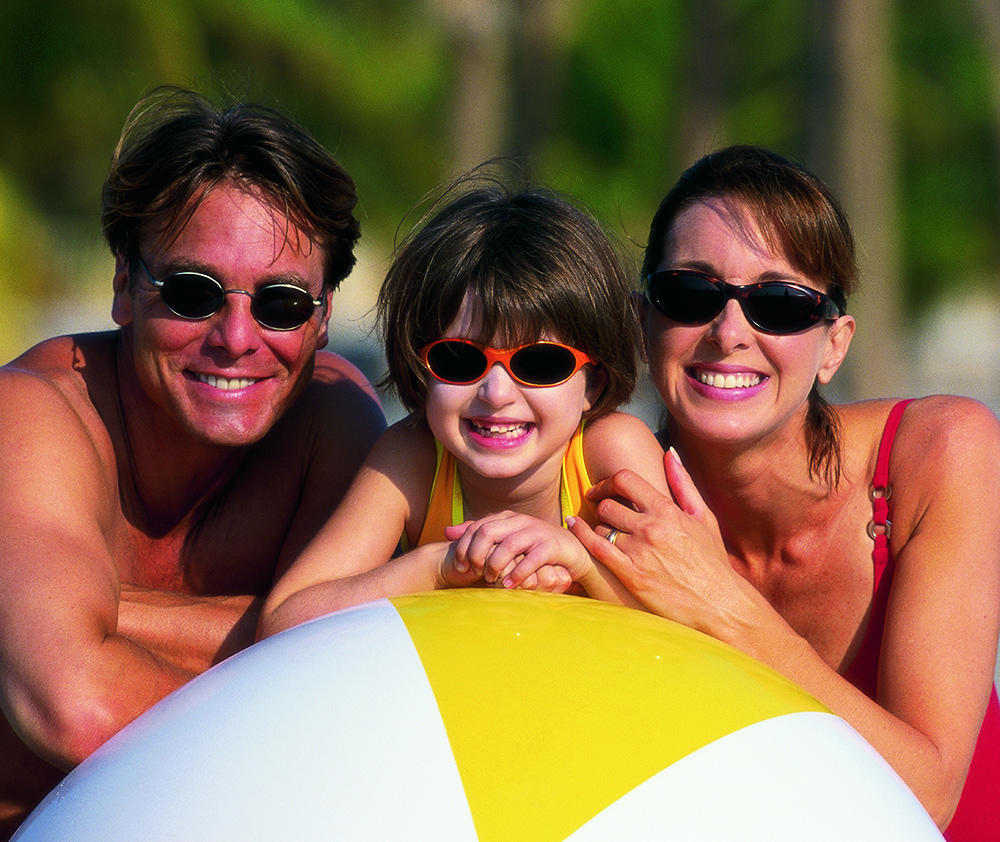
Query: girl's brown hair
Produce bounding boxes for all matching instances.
[378,167,639,420]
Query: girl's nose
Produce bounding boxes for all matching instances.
[476,362,518,407]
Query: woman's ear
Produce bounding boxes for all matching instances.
[111,253,134,327]
[817,315,856,385]
[632,291,651,364]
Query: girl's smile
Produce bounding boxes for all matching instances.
[465,417,535,448]
[424,291,601,492]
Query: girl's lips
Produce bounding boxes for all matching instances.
[464,418,534,448]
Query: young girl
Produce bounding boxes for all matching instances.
[258,175,667,638]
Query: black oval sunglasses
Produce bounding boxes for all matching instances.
[136,256,323,331]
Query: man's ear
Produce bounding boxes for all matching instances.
[315,287,334,350]
[111,253,134,327]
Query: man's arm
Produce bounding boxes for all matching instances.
[0,371,194,768]
[116,588,262,672]
[111,351,384,674]
[269,350,387,580]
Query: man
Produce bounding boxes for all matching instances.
[0,87,386,836]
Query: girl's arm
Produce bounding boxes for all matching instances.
[581,411,671,496]
[258,422,479,639]
[571,396,1000,830]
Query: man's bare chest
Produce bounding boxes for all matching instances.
[111,486,296,596]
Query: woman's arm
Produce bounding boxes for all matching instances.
[569,397,1000,829]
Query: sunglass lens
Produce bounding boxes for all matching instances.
[426,341,488,383]
[745,287,818,333]
[510,344,577,385]
[161,273,224,319]
[653,273,723,324]
[253,286,317,330]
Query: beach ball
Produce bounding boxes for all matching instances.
[14,590,942,841]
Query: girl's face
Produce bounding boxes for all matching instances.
[642,198,854,449]
[424,291,605,488]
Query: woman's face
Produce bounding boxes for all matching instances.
[642,198,854,449]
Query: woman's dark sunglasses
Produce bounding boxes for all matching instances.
[136,257,323,331]
[645,270,844,335]
[419,339,596,387]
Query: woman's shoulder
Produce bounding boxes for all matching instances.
[840,395,1000,485]
[839,395,998,439]
[894,395,1000,468]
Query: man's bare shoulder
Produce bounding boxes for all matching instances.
[1,332,118,409]
[280,349,386,440]
[0,333,121,497]
[2,332,119,433]
[310,349,380,396]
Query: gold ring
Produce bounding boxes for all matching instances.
[606,528,621,546]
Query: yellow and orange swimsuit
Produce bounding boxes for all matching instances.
[403,423,597,550]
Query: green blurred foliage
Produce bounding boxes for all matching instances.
[0,0,997,362]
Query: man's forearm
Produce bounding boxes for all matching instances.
[117,588,263,674]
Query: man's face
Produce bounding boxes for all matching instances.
[113,182,333,447]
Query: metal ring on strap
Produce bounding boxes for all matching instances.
[868,483,892,502]
[867,519,892,540]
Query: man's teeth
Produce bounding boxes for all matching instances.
[697,371,761,389]
[199,374,256,391]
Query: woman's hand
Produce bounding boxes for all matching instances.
[568,449,763,639]
[443,513,582,593]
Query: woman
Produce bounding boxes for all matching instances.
[569,146,1000,839]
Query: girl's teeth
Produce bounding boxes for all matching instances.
[697,371,761,389]
[471,421,529,437]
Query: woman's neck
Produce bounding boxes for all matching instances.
[669,416,842,558]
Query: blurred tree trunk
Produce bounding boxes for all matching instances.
[831,0,908,399]
[680,0,726,165]
[969,0,1000,244]
[803,0,838,182]
[509,0,571,161]
[432,0,513,173]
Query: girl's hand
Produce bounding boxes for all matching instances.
[444,513,584,593]
[436,540,489,589]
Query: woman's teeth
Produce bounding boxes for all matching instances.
[697,371,761,389]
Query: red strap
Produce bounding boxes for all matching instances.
[869,400,912,558]
[872,400,912,493]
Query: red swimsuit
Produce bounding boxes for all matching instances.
[844,400,999,840]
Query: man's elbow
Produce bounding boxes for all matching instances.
[11,689,129,771]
